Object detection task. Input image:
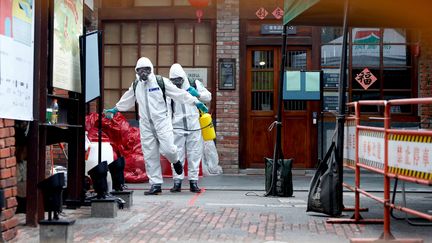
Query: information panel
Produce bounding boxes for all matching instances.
[283,71,321,100]
[0,0,34,120]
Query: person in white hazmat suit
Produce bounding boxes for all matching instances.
[168,63,212,193]
[104,57,209,195]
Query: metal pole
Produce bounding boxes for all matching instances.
[269,25,288,196]
[336,0,350,211]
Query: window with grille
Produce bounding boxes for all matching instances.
[251,50,274,111]
[103,21,213,110]
[321,27,414,114]
[284,50,307,111]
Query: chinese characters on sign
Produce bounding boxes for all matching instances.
[272,7,284,19]
[355,68,377,90]
[255,7,268,19]
[359,133,384,165]
[391,140,431,173]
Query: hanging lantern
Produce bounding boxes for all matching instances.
[188,0,209,23]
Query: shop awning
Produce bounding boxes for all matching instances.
[284,0,432,28]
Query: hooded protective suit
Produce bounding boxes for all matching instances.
[168,63,212,182]
[114,57,200,185]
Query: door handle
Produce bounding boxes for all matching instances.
[312,112,317,125]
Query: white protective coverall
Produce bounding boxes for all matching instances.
[168,64,212,181]
[115,57,199,185]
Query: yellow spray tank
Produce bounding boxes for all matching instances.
[199,112,216,141]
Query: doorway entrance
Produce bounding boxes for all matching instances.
[244,46,318,168]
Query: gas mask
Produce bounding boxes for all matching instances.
[170,77,184,88]
[136,67,152,81]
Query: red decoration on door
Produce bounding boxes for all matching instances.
[256,7,268,20]
[355,68,377,90]
[188,0,210,23]
[272,7,284,19]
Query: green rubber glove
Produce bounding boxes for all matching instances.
[104,107,118,119]
[195,102,208,113]
[187,86,200,98]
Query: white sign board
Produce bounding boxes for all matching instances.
[388,138,432,174]
[52,0,83,93]
[343,122,356,164]
[0,0,35,120]
[184,68,208,87]
[358,131,385,167]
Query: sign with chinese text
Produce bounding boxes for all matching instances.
[184,68,208,87]
[388,136,432,174]
[358,131,385,168]
[272,7,284,19]
[256,7,268,19]
[355,68,377,90]
[261,25,296,35]
[343,120,356,166]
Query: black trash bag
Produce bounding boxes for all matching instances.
[109,157,126,191]
[306,142,342,216]
[265,158,293,197]
[38,173,65,220]
[88,161,109,199]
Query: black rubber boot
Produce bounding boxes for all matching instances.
[173,160,183,175]
[108,157,126,192]
[189,180,201,193]
[170,180,182,193]
[144,184,162,195]
[88,161,109,199]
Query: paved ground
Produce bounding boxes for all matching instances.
[10,173,432,242]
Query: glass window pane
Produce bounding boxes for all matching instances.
[158,68,169,77]
[352,91,381,113]
[141,23,157,44]
[177,45,193,66]
[384,92,412,113]
[134,0,171,6]
[321,27,344,44]
[122,46,138,66]
[252,71,273,91]
[252,50,273,69]
[352,28,380,44]
[104,46,120,66]
[383,68,411,89]
[384,29,406,43]
[104,24,120,44]
[286,51,307,69]
[196,23,211,44]
[177,23,194,44]
[352,45,380,67]
[140,45,157,63]
[104,68,120,89]
[383,45,407,66]
[251,92,273,111]
[159,23,174,44]
[321,45,341,66]
[104,90,120,109]
[122,68,136,89]
[351,68,380,90]
[158,45,174,66]
[195,45,212,66]
[122,23,138,44]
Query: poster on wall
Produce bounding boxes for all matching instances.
[184,68,208,87]
[52,0,83,93]
[0,0,34,121]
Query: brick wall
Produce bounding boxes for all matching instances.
[0,119,18,241]
[216,0,240,174]
[418,29,432,127]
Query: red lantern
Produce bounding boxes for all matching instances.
[188,0,209,23]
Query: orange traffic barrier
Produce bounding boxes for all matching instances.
[327,98,432,243]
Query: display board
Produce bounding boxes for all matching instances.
[52,0,83,93]
[283,70,321,100]
[81,31,101,103]
[0,0,35,120]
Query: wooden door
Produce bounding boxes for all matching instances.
[245,46,318,168]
